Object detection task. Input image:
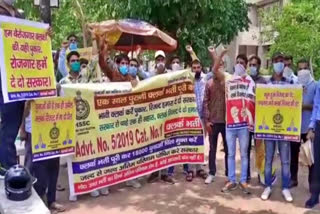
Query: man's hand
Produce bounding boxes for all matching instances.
[136,45,142,55]
[19,129,27,142]
[186,45,193,53]
[208,46,216,54]
[46,27,53,38]
[61,41,69,50]
[205,122,213,135]
[307,129,315,141]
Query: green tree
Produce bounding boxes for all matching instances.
[14,0,250,66]
[260,0,320,79]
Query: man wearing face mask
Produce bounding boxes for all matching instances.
[261,52,293,202]
[152,50,168,75]
[67,34,78,51]
[170,56,182,72]
[283,55,298,84]
[221,54,254,195]
[289,59,316,190]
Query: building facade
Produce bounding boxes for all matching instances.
[227,0,289,69]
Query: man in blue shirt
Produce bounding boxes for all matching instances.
[290,59,316,189]
[261,52,293,202]
[305,75,320,208]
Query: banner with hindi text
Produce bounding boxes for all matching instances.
[31,97,76,161]
[62,70,205,196]
[254,84,303,142]
[0,16,56,103]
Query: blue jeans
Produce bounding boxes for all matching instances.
[226,128,249,183]
[265,140,290,189]
[167,164,189,176]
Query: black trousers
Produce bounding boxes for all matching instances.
[310,121,320,195]
[290,134,307,182]
[25,133,60,206]
[247,132,254,179]
[0,100,25,169]
[209,123,228,176]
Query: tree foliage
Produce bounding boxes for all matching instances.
[260,0,320,79]
[14,0,250,66]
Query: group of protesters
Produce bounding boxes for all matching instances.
[1,0,320,213]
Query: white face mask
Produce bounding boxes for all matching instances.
[4,0,16,6]
[283,66,293,79]
[298,69,313,86]
[234,64,246,77]
[171,63,181,71]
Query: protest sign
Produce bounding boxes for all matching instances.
[0,16,56,103]
[226,76,255,130]
[31,97,76,162]
[62,70,204,196]
[255,84,303,142]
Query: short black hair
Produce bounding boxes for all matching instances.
[129,58,139,65]
[80,58,89,66]
[67,33,78,41]
[284,55,293,61]
[66,51,80,63]
[249,55,261,65]
[115,54,129,64]
[297,58,310,67]
[170,55,180,63]
[272,52,284,62]
[236,54,248,65]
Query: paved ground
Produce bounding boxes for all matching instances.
[56,138,320,214]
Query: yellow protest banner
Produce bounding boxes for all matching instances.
[31,97,76,161]
[255,84,303,142]
[62,70,205,196]
[0,16,57,103]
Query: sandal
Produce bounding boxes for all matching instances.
[196,169,208,179]
[186,171,194,182]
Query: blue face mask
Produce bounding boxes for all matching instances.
[273,62,284,74]
[69,42,78,51]
[128,66,138,77]
[119,65,128,76]
[249,66,258,76]
[70,61,81,73]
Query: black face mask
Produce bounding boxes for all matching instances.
[195,72,201,79]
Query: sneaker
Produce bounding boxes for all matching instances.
[161,175,175,184]
[205,175,215,184]
[261,187,272,200]
[100,187,109,196]
[305,194,319,209]
[239,182,251,195]
[282,189,293,202]
[49,202,66,213]
[221,182,237,193]
[90,190,100,197]
[126,179,142,189]
[289,180,298,189]
[69,195,77,202]
[147,172,159,183]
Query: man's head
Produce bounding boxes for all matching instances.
[155,50,166,73]
[297,58,310,71]
[80,58,88,70]
[116,54,129,75]
[67,51,80,73]
[191,60,202,79]
[67,34,78,51]
[129,59,139,77]
[234,54,248,77]
[297,59,313,86]
[170,56,181,71]
[284,55,293,68]
[248,55,261,77]
[272,52,285,76]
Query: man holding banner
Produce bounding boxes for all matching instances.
[222,54,255,194]
[260,53,297,202]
